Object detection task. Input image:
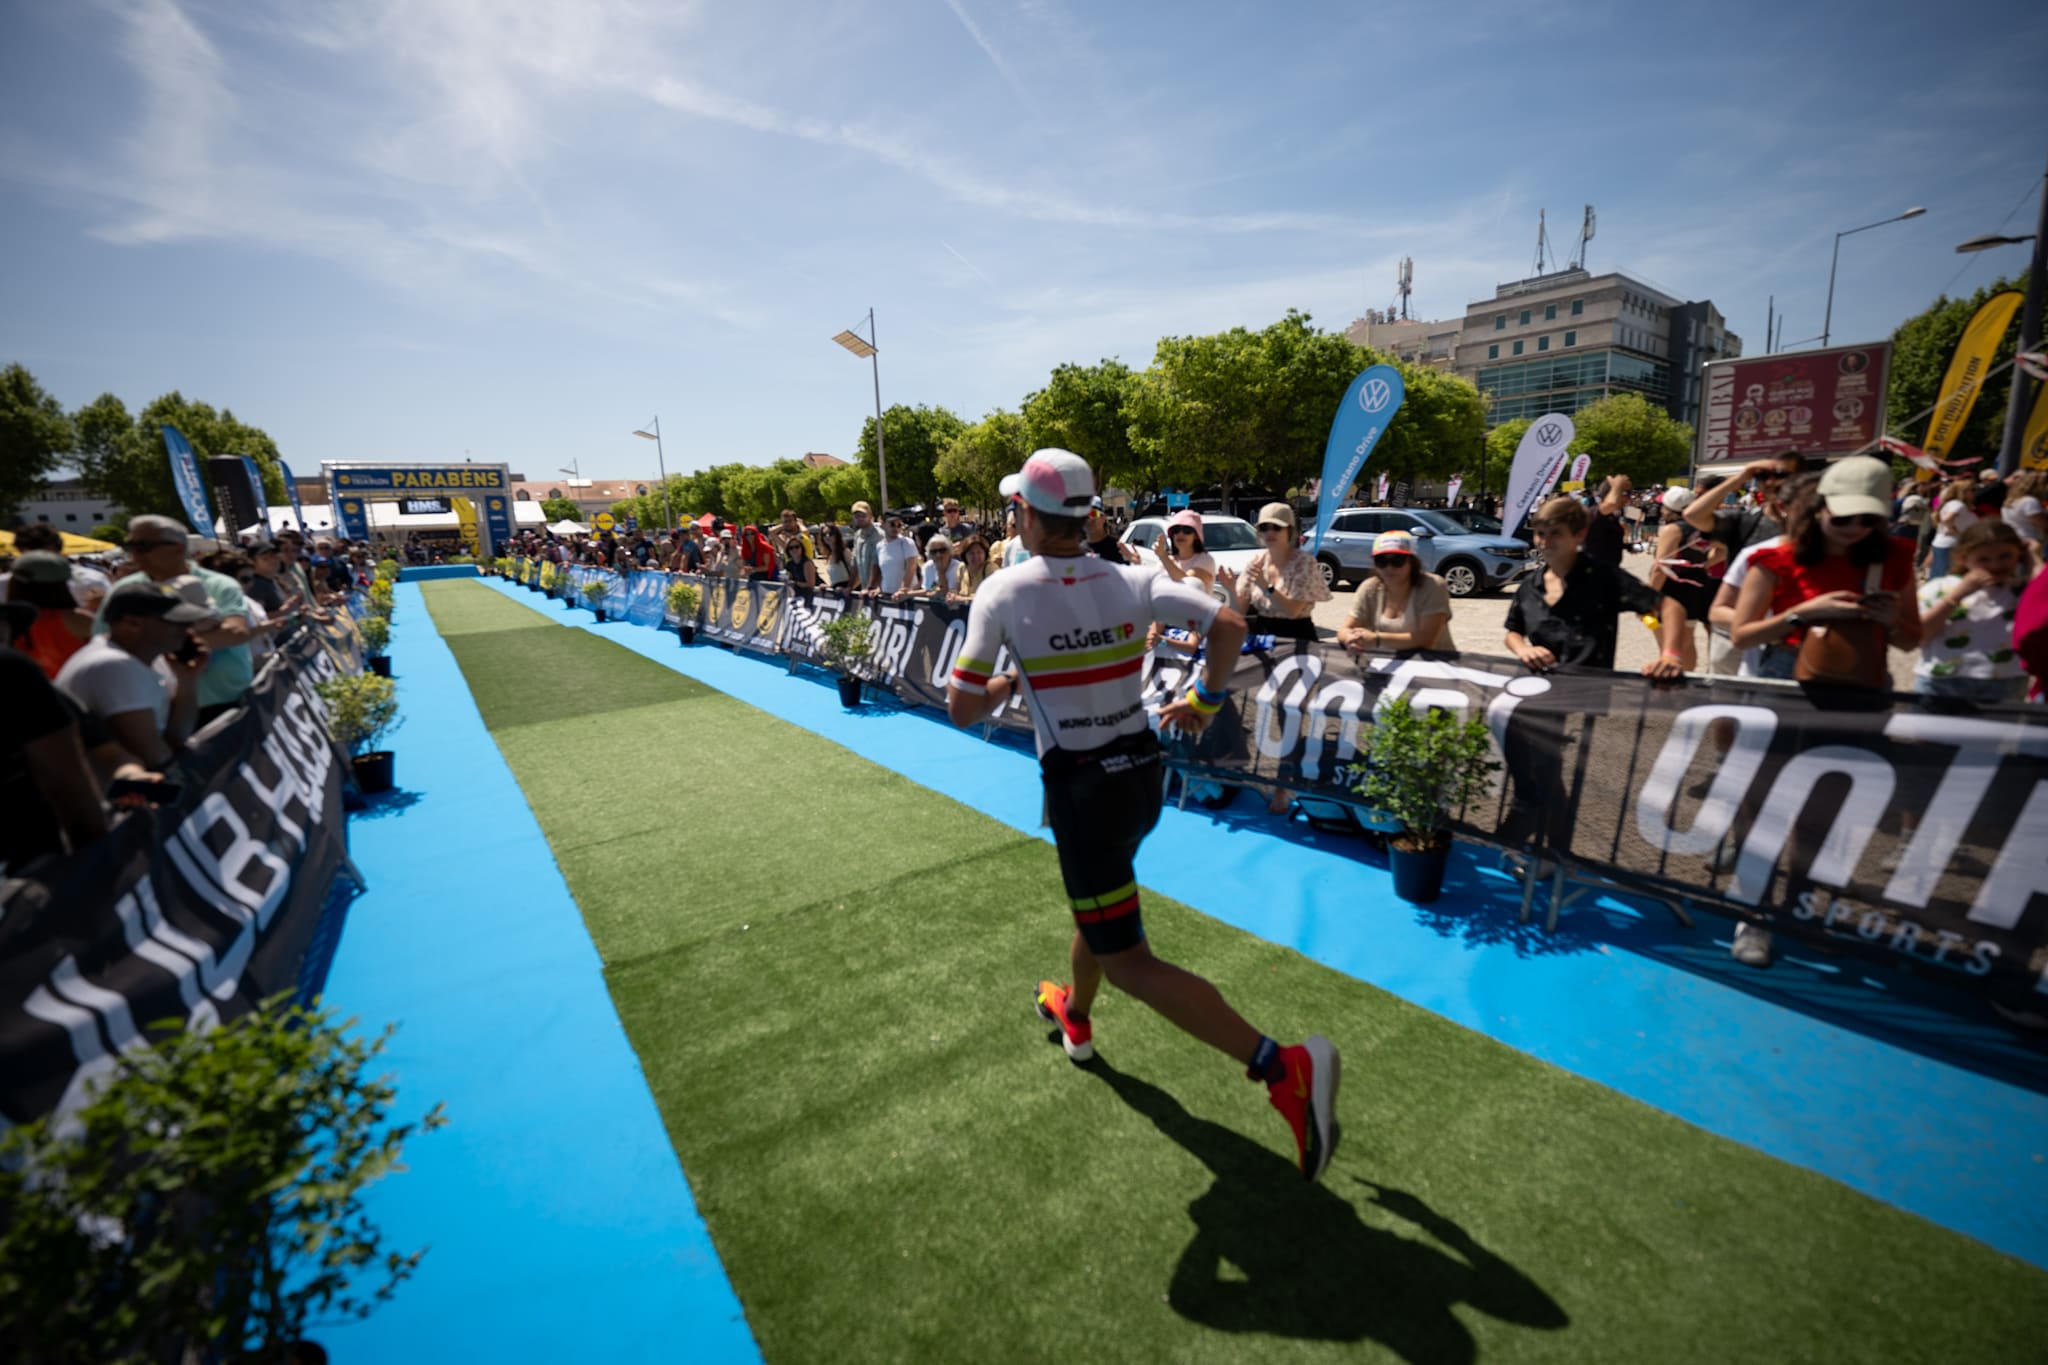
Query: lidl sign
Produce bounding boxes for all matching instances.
[330,466,508,492]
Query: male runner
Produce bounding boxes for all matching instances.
[945,449,1340,1182]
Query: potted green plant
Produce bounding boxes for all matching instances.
[0,999,445,1365]
[373,559,400,583]
[667,579,701,645]
[819,609,874,707]
[316,673,404,794]
[1339,695,1499,903]
[492,556,512,578]
[358,613,392,677]
[366,580,395,621]
[582,579,611,622]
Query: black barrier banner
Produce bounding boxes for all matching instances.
[509,569,2048,1001]
[0,627,354,1126]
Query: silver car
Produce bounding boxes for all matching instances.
[1314,507,1533,597]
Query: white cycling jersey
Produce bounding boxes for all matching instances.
[951,552,1222,756]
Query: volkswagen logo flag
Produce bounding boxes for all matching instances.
[1311,363,1406,554]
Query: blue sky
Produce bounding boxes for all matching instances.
[2,0,2043,483]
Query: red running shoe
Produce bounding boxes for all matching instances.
[1034,981,1094,1062]
[1268,1035,1340,1182]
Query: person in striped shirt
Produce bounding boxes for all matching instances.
[946,448,1341,1184]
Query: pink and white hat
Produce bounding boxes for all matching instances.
[999,449,1096,516]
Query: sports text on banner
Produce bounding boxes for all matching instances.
[279,460,310,531]
[240,457,271,540]
[2023,388,2048,471]
[1311,363,1406,554]
[1569,453,1592,485]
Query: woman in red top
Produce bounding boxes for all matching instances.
[1730,456,1922,682]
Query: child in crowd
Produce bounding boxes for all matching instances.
[1915,519,2031,705]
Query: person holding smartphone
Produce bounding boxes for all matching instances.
[57,582,213,771]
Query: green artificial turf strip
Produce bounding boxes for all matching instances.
[421,581,2048,1364]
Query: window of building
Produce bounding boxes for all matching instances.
[1512,340,1524,356]
[65,513,78,522]
[1537,336,1549,352]
[548,487,562,499]
[1487,343,1499,360]
[1571,299,1583,316]
[1518,309,1531,326]
[1564,330,1576,347]
[1494,314,1505,330]
[516,490,531,501]
[1544,304,1556,321]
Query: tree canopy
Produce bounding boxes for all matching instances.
[538,496,582,524]
[71,389,287,529]
[935,409,1030,514]
[1566,392,1694,487]
[1022,360,1139,490]
[0,364,73,525]
[854,404,967,511]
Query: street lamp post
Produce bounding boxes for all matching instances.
[1958,153,2048,476]
[1822,206,1926,348]
[831,309,888,514]
[631,417,675,530]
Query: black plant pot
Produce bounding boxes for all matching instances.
[593,606,606,622]
[352,751,396,795]
[366,655,391,677]
[1389,839,1450,904]
[836,675,864,708]
[679,624,696,645]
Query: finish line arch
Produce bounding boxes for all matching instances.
[321,462,515,559]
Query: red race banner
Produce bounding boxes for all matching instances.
[1696,342,1891,466]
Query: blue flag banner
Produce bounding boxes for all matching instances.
[161,425,212,533]
[239,457,271,540]
[279,460,309,532]
[331,486,371,542]
[482,492,514,557]
[1310,364,1406,554]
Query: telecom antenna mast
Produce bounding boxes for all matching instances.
[1532,209,1552,276]
[1569,205,1597,271]
[1395,257,1413,320]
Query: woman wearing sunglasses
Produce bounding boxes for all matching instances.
[1151,510,1219,596]
[1334,530,1455,655]
[1729,456,1921,685]
[1219,503,1329,641]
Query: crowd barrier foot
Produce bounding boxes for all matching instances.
[1503,851,1694,934]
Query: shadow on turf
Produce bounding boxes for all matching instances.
[1085,1057,1568,1361]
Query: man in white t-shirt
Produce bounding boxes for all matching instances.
[875,516,917,594]
[56,581,212,769]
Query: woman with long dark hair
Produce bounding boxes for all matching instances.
[820,524,858,591]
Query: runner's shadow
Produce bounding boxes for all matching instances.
[1085,1059,1568,1361]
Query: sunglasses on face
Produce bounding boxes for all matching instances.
[1373,554,1411,567]
[1256,524,1286,534]
[1827,513,1886,530]
[125,539,179,551]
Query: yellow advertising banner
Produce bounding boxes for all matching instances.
[1919,290,2023,480]
[453,496,480,548]
[2022,388,2048,471]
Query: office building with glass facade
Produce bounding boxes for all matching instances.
[1448,268,1739,429]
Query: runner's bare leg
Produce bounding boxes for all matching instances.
[1068,931,1104,1019]
[1095,941,1263,1061]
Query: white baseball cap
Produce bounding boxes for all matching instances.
[1818,455,1892,520]
[999,449,1095,516]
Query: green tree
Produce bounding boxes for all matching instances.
[1125,325,1267,504]
[539,496,581,524]
[73,390,288,526]
[818,463,877,520]
[1567,392,1694,487]
[0,363,73,525]
[1887,275,2026,466]
[854,404,966,511]
[936,409,1030,513]
[1021,360,1140,490]
[1479,417,1532,499]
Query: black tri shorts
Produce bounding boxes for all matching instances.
[1040,729,1164,956]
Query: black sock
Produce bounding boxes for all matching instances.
[1246,1035,1286,1084]
[1066,1009,1088,1024]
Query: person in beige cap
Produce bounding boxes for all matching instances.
[1726,455,1923,967]
[1221,502,1329,641]
[848,500,883,590]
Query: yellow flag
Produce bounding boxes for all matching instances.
[453,496,480,549]
[2023,387,2048,471]
[1919,290,2024,480]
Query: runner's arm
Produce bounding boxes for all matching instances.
[946,593,1011,727]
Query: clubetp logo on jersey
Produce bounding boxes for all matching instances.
[1048,623,1137,651]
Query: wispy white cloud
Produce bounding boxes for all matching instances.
[937,0,1043,123]
[938,238,997,289]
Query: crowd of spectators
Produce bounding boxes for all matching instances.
[0,517,380,874]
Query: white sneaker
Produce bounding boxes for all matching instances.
[1731,923,1772,968]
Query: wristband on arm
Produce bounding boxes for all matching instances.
[1183,686,1223,716]
[1191,674,1228,706]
